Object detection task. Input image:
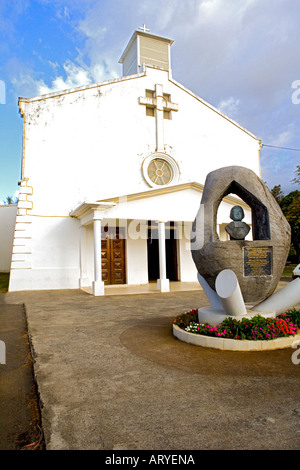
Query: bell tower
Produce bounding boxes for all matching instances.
[119,26,174,77]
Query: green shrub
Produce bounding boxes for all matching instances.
[173,309,198,329]
[0,273,9,293]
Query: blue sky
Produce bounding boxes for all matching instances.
[0,0,299,202]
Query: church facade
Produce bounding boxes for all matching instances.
[9,29,261,295]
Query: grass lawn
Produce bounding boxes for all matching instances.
[281,265,296,277]
[0,273,9,293]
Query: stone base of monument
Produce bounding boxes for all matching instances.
[173,270,300,351]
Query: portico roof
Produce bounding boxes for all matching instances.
[70,201,116,224]
[70,181,250,225]
[99,181,249,208]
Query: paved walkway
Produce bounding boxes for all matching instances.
[4,283,300,450]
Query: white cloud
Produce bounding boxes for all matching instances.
[271,130,295,148]
[8,0,300,194]
[12,58,120,97]
[77,20,107,41]
[55,5,70,20]
[48,60,59,72]
[217,97,241,119]
[11,73,47,98]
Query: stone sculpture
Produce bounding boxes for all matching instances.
[191,166,291,304]
[190,166,300,326]
[173,165,300,350]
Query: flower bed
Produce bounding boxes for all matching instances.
[173,308,300,341]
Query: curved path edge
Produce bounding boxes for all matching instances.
[173,324,300,351]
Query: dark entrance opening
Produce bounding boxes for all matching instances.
[147,221,178,281]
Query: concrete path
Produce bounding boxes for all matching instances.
[5,285,300,450]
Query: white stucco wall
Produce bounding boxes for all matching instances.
[9,215,80,291]
[0,205,17,272]
[177,223,198,282]
[9,63,260,292]
[126,235,148,285]
[18,66,260,218]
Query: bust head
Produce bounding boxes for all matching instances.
[230,205,245,221]
[225,205,250,240]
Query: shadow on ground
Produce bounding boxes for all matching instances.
[0,294,44,450]
[120,315,300,378]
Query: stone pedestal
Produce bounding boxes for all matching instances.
[197,269,276,326]
[197,305,276,327]
[92,280,105,296]
[157,278,170,292]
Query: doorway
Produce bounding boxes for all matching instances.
[147,222,178,281]
[101,227,126,285]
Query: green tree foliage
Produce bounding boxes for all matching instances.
[291,165,300,185]
[271,184,284,203]
[280,190,300,262]
[271,167,300,262]
[3,195,18,204]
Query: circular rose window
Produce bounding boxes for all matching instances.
[142,153,179,188]
[147,158,173,186]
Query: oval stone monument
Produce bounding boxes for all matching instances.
[191,166,291,304]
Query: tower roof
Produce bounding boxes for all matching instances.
[119,29,174,76]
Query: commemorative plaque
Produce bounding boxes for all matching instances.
[244,247,272,277]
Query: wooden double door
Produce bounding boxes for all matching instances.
[101,228,126,285]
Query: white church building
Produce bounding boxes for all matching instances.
[8,28,262,295]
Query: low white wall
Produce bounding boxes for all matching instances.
[9,215,80,291]
[0,205,17,272]
[9,267,80,291]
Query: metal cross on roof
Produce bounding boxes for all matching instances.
[139,24,150,33]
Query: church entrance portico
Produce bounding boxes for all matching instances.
[69,185,207,295]
[71,201,178,295]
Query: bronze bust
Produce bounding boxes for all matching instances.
[225,205,250,240]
